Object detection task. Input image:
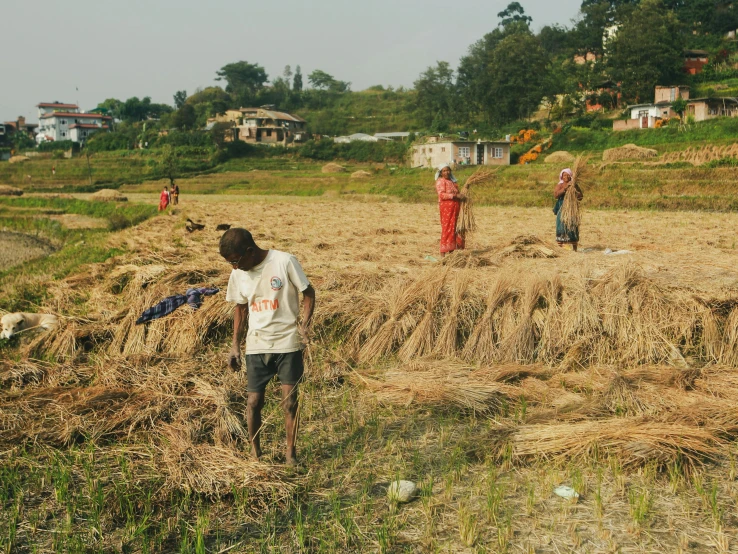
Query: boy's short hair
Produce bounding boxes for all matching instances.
[220,228,256,257]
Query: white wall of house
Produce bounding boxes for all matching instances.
[38,114,107,142]
[411,141,510,168]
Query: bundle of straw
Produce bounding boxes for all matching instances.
[455,169,495,237]
[559,155,588,233]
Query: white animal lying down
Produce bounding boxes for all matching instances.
[1,313,59,339]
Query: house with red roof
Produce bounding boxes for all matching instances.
[35,102,112,144]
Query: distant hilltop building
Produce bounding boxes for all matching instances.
[206,105,309,145]
[35,102,112,144]
[411,137,511,168]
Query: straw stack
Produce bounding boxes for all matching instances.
[559,155,588,233]
[455,168,495,237]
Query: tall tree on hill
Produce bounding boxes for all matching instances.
[308,69,351,93]
[607,0,685,103]
[173,90,187,109]
[456,4,551,126]
[216,61,268,106]
[413,61,456,128]
[497,2,532,27]
[664,0,738,36]
[293,65,303,93]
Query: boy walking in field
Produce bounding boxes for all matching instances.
[220,228,315,465]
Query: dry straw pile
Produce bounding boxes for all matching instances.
[322,162,347,173]
[558,155,587,234]
[0,185,23,196]
[544,151,575,164]
[661,143,738,165]
[350,170,372,179]
[455,168,495,237]
[602,144,658,162]
[90,188,128,202]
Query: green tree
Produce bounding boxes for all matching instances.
[413,61,456,127]
[216,61,268,105]
[497,2,532,27]
[457,21,551,125]
[308,69,351,92]
[95,98,123,119]
[172,104,197,130]
[159,144,179,186]
[293,65,303,92]
[173,90,187,109]
[11,132,35,152]
[607,0,685,103]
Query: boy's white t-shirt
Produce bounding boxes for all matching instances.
[226,250,310,354]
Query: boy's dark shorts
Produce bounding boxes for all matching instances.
[245,351,304,393]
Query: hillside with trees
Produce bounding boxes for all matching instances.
[69,0,738,159]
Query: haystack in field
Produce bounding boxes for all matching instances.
[602,144,658,162]
[8,155,30,164]
[90,189,128,202]
[0,185,23,196]
[351,170,372,179]
[544,151,575,164]
[496,235,558,259]
[322,163,347,173]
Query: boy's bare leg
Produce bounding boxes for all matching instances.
[246,392,265,459]
[281,384,299,465]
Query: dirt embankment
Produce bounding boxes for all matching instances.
[0,231,56,270]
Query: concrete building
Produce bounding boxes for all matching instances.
[37,111,112,143]
[37,102,79,119]
[2,116,38,141]
[410,138,511,168]
[236,107,308,144]
[334,133,391,143]
[615,85,738,130]
[374,132,412,141]
[684,50,709,75]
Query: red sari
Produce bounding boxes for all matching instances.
[158,190,170,212]
[435,178,465,254]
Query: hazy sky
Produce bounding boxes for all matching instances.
[1,0,582,123]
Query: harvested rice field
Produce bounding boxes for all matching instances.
[3,194,738,552]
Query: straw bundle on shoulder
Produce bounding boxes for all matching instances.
[559,155,588,233]
[455,169,495,237]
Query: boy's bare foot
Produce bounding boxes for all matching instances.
[251,446,262,460]
[285,456,298,467]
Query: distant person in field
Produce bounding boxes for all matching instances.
[221,228,315,465]
[158,186,170,212]
[171,183,179,205]
[435,164,465,256]
[553,168,583,251]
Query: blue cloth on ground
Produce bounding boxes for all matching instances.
[135,287,220,325]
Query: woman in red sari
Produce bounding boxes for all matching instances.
[434,164,465,256]
[158,186,170,212]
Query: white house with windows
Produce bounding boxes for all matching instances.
[410,138,511,168]
[36,105,112,144]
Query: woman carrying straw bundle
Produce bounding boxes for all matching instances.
[553,168,583,251]
[435,164,465,257]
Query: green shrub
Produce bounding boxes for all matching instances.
[38,140,75,153]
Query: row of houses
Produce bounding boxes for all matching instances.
[615,85,737,131]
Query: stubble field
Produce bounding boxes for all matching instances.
[2,194,738,552]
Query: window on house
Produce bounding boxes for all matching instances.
[441,147,446,152]
[61,120,67,124]
[266,129,272,137]
[62,132,66,137]
[493,147,503,159]
[638,110,648,118]
[458,147,470,158]
[429,148,433,153]
[421,148,425,154]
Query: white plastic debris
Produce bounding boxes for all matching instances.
[554,485,580,500]
[603,248,632,256]
[388,480,417,503]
